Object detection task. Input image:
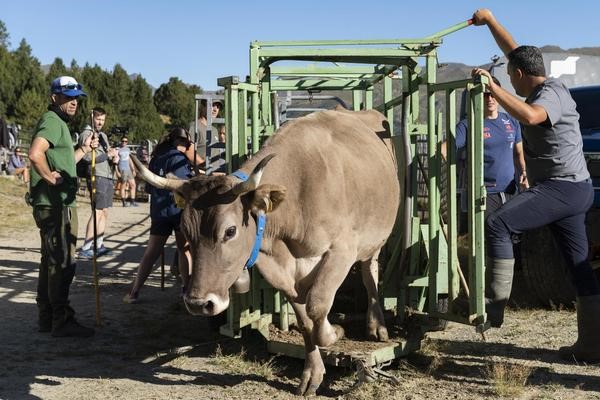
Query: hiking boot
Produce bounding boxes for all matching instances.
[77,248,94,260]
[51,317,95,338]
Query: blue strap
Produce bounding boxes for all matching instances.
[232,170,248,181]
[231,169,264,269]
[245,213,266,269]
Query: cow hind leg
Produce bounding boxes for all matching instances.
[360,251,389,342]
[306,241,357,348]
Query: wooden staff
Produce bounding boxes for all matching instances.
[90,112,102,326]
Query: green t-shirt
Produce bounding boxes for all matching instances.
[30,110,78,207]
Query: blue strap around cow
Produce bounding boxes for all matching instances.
[245,213,266,269]
[232,169,264,269]
[232,170,249,181]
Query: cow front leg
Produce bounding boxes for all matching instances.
[306,242,357,348]
[360,252,389,341]
[289,301,325,396]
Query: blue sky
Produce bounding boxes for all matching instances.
[3,1,597,90]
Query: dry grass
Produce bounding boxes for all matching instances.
[419,338,447,375]
[209,345,280,380]
[0,178,35,235]
[486,360,533,397]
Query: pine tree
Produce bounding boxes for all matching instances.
[154,77,202,128]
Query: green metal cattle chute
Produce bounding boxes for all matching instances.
[211,19,488,371]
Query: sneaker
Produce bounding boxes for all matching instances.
[123,292,139,304]
[130,201,139,207]
[51,317,95,338]
[77,248,94,260]
[123,201,130,207]
[97,245,111,256]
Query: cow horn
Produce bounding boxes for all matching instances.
[131,154,186,191]
[231,153,276,195]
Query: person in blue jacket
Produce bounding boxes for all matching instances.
[123,127,193,303]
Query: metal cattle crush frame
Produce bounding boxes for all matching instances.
[203,18,489,370]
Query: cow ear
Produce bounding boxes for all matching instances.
[249,184,286,214]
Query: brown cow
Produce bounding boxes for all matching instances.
[133,109,401,395]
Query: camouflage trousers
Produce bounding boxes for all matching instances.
[33,206,79,328]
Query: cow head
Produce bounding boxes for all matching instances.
[132,154,285,317]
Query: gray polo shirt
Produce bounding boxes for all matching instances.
[524,78,589,184]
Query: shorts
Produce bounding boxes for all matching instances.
[86,176,114,209]
[150,215,181,236]
[120,170,135,183]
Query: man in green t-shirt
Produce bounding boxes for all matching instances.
[28,76,98,337]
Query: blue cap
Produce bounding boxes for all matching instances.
[50,76,87,97]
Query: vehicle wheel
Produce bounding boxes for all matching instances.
[519,226,576,307]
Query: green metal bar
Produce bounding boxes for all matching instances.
[364,87,373,109]
[270,79,367,91]
[257,48,431,59]
[446,88,459,301]
[260,67,272,131]
[375,95,403,115]
[424,19,473,40]
[435,111,448,295]
[237,89,248,166]
[237,82,259,93]
[226,86,238,174]
[466,82,486,323]
[352,90,362,111]
[426,54,439,315]
[249,46,261,154]
[383,75,394,131]
[429,78,473,93]
[270,64,389,76]
[252,38,442,47]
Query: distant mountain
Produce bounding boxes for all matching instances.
[539,45,600,57]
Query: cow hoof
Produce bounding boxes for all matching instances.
[296,369,323,396]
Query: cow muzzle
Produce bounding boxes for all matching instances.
[183,293,229,316]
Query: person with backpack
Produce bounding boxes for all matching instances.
[77,107,119,259]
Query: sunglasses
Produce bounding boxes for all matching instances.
[61,83,83,90]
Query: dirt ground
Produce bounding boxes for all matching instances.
[1,180,599,400]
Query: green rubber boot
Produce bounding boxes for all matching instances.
[485,257,515,328]
[559,295,600,363]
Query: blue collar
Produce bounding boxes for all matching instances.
[245,214,266,269]
[233,169,265,269]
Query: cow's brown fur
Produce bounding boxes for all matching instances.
[148,109,400,395]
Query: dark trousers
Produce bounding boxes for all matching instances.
[487,179,599,296]
[33,206,79,325]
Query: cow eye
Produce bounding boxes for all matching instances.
[224,226,236,241]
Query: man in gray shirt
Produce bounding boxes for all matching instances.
[472,8,599,362]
